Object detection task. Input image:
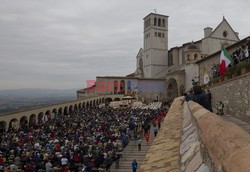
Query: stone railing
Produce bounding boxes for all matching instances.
[187,101,250,172]
[139,97,250,172]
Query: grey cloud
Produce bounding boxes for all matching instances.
[0,0,250,89]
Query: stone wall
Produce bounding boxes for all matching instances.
[209,73,250,123]
[180,102,210,172]
[188,101,250,172]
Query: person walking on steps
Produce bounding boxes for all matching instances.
[132,159,138,172]
[137,138,142,151]
[145,132,150,145]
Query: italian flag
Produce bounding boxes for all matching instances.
[219,45,233,76]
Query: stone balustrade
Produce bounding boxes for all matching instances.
[139,98,250,172]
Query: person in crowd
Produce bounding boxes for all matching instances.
[153,125,158,137]
[145,132,150,145]
[132,159,138,172]
[188,85,213,112]
[207,89,213,112]
[137,138,142,151]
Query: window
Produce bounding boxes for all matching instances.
[158,18,161,26]
[162,33,165,38]
[158,32,161,37]
[223,30,228,37]
[162,19,165,27]
[154,17,157,26]
[155,32,157,37]
[194,54,198,61]
[168,52,173,66]
[187,54,190,60]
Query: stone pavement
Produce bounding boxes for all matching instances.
[222,114,250,133]
[110,123,155,172]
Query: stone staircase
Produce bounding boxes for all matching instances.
[110,125,155,172]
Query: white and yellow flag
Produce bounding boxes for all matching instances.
[203,71,210,84]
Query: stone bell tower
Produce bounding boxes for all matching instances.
[143,13,169,78]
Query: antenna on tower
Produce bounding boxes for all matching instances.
[153,9,157,13]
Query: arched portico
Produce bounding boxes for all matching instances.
[167,78,178,101]
[9,118,18,130]
[0,121,7,132]
[29,114,36,127]
[105,97,112,105]
[45,110,51,122]
[64,106,68,115]
[38,112,44,124]
[114,97,121,101]
[52,108,57,119]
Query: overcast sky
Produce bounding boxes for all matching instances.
[0,0,249,90]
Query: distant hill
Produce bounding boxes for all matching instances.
[0,88,77,98]
[0,88,78,114]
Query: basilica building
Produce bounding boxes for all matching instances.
[77,13,240,102]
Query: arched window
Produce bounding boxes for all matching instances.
[194,54,198,61]
[158,18,161,26]
[162,19,165,27]
[148,18,151,26]
[139,58,143,70]
[187,54,190,61]
[154,17,157,26]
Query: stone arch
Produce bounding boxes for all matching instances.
[45,110,51,122]
[105,97,112,105]
[58,108,63,116]
[114,97,121,101]
[99,98,102,104]
[86,101,90,108]
[29,114,36,127]
[64,106,68,115]
[20,116,28,128]
[167,78,178,101]
[69,105,73,113]
[154,17,157,26]
[82,102,85,108]
[90,100,93,108]
[120,80,125,94]
[52,108,57,119]
[78,103,82,110]
[114,81,118,94]
[9,118,18,130]
[194,54,198,61]
[162,19,165,27]
[74,104,78,111]
[0,121,7,132]
[158,18,161,26]
[38,112,44,124]
[102,98,105,103]
[93,100,96,107]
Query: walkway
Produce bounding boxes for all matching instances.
[222,115,250,133]
[110,123,155,172]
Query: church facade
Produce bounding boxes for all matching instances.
[77,13,240,102]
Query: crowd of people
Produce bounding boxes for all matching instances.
[212,41,250,78]
[0,103,168,172]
